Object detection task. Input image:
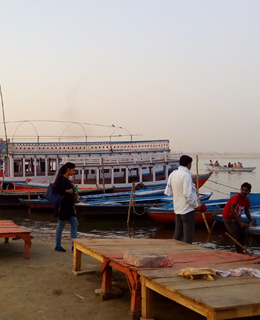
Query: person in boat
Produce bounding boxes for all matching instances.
[222,182,256,254]
[165,155,202,244]
[53,162,78,252]
[214,160,219,166]
[210,160,213,166]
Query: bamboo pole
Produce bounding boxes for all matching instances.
[196,155,211,233]
[28,191,31,215]
[225,232,254,256]
[127,182,135,225]
[101,157,105,194]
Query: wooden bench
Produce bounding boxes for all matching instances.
[140,263,260,320]
[0,220,31,259]
[72,238,260,319]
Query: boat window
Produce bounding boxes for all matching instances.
[48,159,57,176]
[14,159,23,177]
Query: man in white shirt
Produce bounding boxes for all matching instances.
[165,155,201,243]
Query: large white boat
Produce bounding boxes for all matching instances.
[0,139,181,191]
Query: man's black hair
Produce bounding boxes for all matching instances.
[241,182,252,191]
[179,155,193,167]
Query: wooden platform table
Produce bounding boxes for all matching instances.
[72,238,260,319]
[0,220,31,259]
[140,262,260,320]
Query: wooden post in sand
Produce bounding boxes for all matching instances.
[196,155,210,233]
[127,182,135,225]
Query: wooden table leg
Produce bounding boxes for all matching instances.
[73,244,82,272]
[130,272,141,315]
[101,258,112,293]
[18,233,31,259]
[140,277,154,320]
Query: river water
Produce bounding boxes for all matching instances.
[1,156,260,254]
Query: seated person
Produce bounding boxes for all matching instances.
[214,160,219,166]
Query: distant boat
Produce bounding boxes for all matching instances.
[204,164,256,172]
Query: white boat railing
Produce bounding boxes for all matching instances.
[61,152,181,167]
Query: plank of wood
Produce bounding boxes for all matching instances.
[178,282,260,309]
[154,276,260,290]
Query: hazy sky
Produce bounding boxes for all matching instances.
[0,0,259,153]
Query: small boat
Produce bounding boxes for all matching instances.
[214,208,260,224]
[204,164,256,172]
[149,193,260,225]
[145,195,219,225]
[19,190,212,213]
[247,225,260,236]
[19,198,55,209]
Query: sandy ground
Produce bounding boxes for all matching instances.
[0,233,205,320]
[1,236,258,320]
[0,236,134,320]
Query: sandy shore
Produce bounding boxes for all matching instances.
[1,235,259,320]
[0,237,133,320]
[0,233,205,320]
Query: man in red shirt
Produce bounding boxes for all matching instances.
[222,182,255,254]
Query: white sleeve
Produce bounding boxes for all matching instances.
[164,176,172,196]
[183,174,198,208]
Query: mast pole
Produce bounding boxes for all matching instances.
[0,84,8,146]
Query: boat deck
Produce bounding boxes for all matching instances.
[0,220,31,258]
[72,238,260,319]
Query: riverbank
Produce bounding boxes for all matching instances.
[2,235,260,320]
[0,237,132,320]
[0,236,208,320]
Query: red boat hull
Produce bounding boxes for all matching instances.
[146,211,216,225]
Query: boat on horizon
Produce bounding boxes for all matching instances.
[204,163,256,172]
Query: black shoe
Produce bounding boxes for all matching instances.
[55,247,66,252]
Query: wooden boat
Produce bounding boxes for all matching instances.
[214,209,260,224]
[247,225,260,236]
[147,193,260,225]
[18,175,212,211]
[19,198,55,209]
[146,197,227,224]
[204,164,256,172]
[19,191,212,210]
[0,139,183,192]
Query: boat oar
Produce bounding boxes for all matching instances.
[196,155,211,234]
[225,232,255,256]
